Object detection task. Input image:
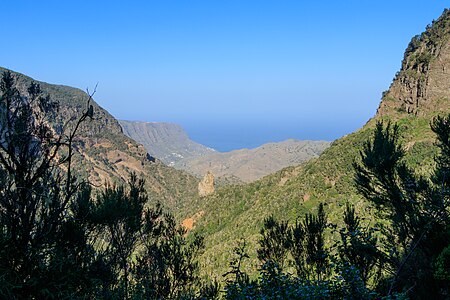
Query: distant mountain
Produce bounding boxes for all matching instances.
[120,120,330,182]
[174,139,331,182]
[119,121,216,166]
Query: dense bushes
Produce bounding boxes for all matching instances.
[0,71,211,299]
[1,68,449,299]
[224,119,450,299]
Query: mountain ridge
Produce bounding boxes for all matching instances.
[175,138,331,182]
[120,119,330,183]
[0,66,201,215]
[191,8,450,277]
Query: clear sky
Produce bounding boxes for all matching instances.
[1,1,449,151]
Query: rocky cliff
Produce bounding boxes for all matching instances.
[377,9,450,117]
[198,171,215,197]
[119,120,216,166]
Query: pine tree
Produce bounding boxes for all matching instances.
[354,120,450,298]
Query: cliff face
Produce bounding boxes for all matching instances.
[377,9,450,117]
[119,120,215,166]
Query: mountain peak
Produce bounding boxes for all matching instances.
[377,9,450,118]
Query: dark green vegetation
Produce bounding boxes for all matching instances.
[222,119,450,299]
[0,71,215,299]
[190,8,450,280]
[1,8,450,299]
[0,67,201,219]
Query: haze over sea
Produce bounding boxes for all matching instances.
[1,1,449,152]
[181,118,357,152]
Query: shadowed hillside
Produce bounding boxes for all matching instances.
[0,67,201,214]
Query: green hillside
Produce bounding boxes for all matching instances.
[192,9,450,278]
[0,67,201,215]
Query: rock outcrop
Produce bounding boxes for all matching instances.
[377,9,450,117]
[198,171,215,197]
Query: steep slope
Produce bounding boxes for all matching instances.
[174,139,330,182]
[377,12,450,118]
[0,67,201,215]
[119,120,216,166]
[192,9,450,277]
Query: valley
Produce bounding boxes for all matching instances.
[1,5,450,298]
[120,120,330,183]
[186,8,450,277]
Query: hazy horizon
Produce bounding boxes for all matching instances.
[2,1,449,150]
[125,117,358,152]
[185,121,336,152]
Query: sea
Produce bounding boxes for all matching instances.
[182,119,361,152]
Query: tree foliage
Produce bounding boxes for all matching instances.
[338,203,381,286]
[0,71,207,299]
[354,120,450,298]
[224,119,450,299]
[2,67,450,299]
[0,70,100,298]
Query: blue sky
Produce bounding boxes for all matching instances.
[1,1,449,150]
